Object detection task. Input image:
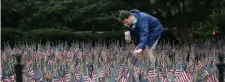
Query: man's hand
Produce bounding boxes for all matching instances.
[133,49,143,55]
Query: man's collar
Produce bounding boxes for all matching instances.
[131,15,137,28]
[132,15,137,25]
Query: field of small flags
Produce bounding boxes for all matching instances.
[1,40,224,82]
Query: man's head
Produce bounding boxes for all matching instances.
[119,10,133,26]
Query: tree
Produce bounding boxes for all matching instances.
[2,0,224,43]
[143,0,223,46]
[196,8,225,40]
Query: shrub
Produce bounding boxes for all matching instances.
[24,29,78,43]
[24,29,124,44]
[1,28,24,43]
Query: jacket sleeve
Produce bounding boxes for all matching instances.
[138,19,149,49]
[124,26,137,36]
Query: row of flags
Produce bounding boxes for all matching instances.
[1,41,224,82]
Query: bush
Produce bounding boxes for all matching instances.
[24,29,124,44]
[24,29,78,43]
[1,28,24,43]
[1,28,24,49]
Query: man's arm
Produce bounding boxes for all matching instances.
[138,19,149,49]
[124,25,137,36]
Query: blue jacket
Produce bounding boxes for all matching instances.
[124,9,163,49]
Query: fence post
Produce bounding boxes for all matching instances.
[217,53,225,82]
[15,55,23,82]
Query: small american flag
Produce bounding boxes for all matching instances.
[83,75,89,82]
[181,71,191,82]
[3,78,11,82]
[74,64,81,80]
[147,69,157,82]
[198,61,204,69]
[205,72,218,82]
[64,69,71,82]
[159,72,168,82]
[99,70,105,78]
[10,74,16,82]
[92,73,97,81]
[28,70,35,80]
[175,70,182,82]
[203,70,210,79]
[211,59,217,67]
[175,70,191,82]
[83,75,95,82]
[52,77,63,82]
[3,77,11,82]
[118,76,128,82]
[106,62,112,75]
[132,64,139,78]
[118,66,124,79]
[48,60,55,65]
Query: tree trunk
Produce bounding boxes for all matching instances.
[187,26,195,47]
[176,27,189,46]
[170,28,183,45]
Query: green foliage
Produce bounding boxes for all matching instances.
[195,8,225,41]
[2,0,223,31]
[23,29,118,43]
[23,29,124,43]
[210,8,225,36]
[1,28,24,44]
[1,28,124,45]
[1,0,224,44]
[2,0,91,31]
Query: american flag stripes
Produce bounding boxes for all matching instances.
[132,64,140,78]
[147,70,157,82]
[52,77,64,82]
[118,66,124,79]
[99,70,105,78]
[205,72,218,82]
[83,75,91,82]
[159,72,169,82]
[118,76,128,82]
[106,62,112,75]
[74,64,81,80]
[64,69,71,82]
[3,78,11,82]
[174,70,191,82]
[198,61,204,69]
[10,74,16,82]
[28,70,35,80]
